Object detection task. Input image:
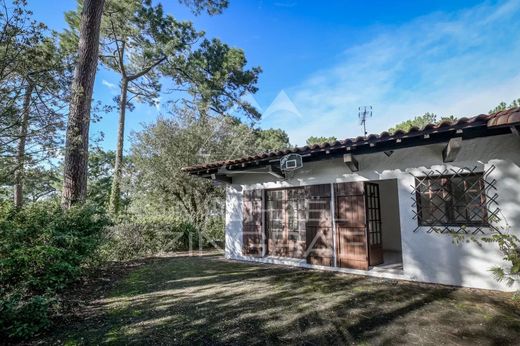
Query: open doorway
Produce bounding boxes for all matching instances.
[371,179,403,272]
[334,180,403,272]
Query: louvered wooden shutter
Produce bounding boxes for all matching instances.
[305,184,333,266]
[242,189,263,256]
[334,182,369,270]
[265,189,285,257]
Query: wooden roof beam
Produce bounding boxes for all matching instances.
[267,165,285,179]
[344,153,359,172]
[442,137,462,163]
[211,173,232,184]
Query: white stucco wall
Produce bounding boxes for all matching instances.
[224,134,520,291]
[224,184,243,259]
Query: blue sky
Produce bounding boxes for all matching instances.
[29,0,520,149]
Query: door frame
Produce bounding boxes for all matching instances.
[364,182,384,267]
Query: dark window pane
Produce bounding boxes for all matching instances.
[416,174,487,226]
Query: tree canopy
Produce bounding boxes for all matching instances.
[489,98,520,114]
[389,98,520,135]
[388,113,457,133]
[253,128,291,152]
[306,136,338,146]
[64,0,262,214]
[130,110,238,221]
[0,0,72,207]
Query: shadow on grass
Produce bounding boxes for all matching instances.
[42,254,520,345]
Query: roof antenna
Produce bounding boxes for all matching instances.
[358,106,372,136]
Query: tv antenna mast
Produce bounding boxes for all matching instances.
[358,106,372,136]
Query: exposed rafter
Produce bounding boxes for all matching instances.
[442,137,463,163]
[210,173,232,184]
[343,153,359,172]
[267,165,285,179]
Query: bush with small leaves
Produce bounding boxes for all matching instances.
[101,215,224,261]
[0,200,109,340]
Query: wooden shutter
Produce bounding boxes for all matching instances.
[265,188,307,258]
[335,182,369,270]
[242,189,263,256]
[305,184,333,266]
[266,189,286,257]
[286,188,307,258]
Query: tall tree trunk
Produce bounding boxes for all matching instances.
[109,77,128,214]
[13,83,34,208]
[61,0,105,209]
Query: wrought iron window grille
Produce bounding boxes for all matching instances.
[411,165,500,234]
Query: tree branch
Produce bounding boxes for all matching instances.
[127,56,167,81]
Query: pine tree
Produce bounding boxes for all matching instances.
[61,0,105,208]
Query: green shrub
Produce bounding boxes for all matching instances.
[0,200,109,340]
[0,291,56,339]
[203,216,225,248]
[101,215,224,261]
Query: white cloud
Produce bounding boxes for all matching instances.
[272,0,520,145]
[102,79,117,90]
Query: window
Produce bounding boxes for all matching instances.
[416,173,488,226]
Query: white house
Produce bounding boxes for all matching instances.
[183,108,520,292]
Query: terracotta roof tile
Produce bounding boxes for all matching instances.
[487,108,520,127]
[183,107,520,173]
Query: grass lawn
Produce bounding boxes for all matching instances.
[40,253,520,345]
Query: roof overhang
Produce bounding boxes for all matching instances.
[183,107,520,180]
